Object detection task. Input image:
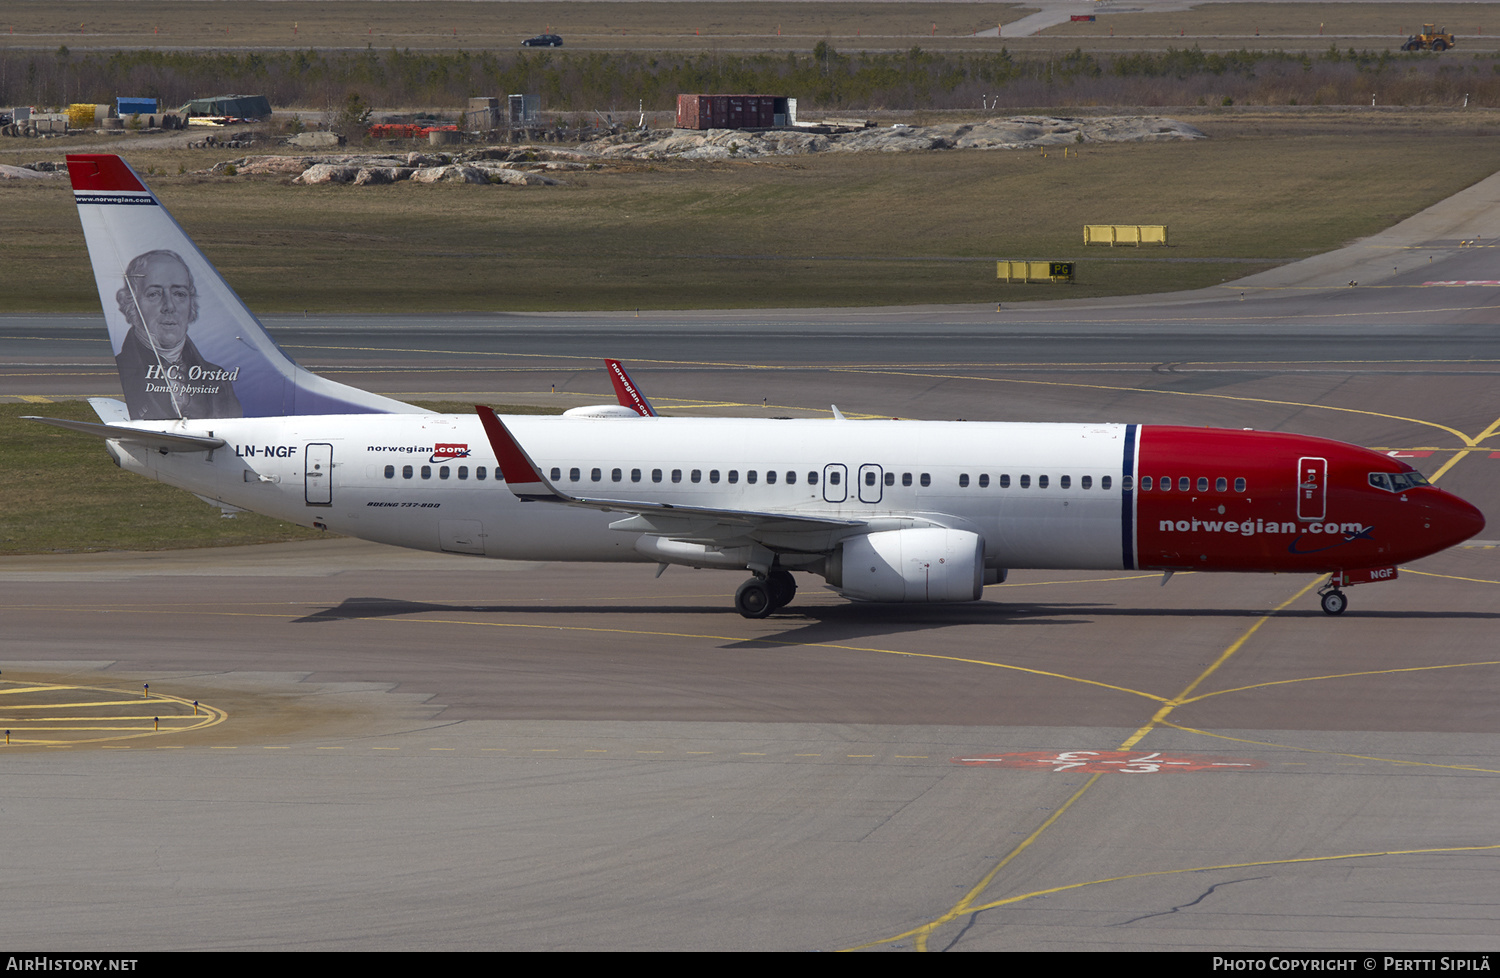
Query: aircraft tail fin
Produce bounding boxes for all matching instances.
[66,154,418,421]
[606,359,657,417]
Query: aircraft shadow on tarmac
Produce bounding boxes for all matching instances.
[292,597,1500,649]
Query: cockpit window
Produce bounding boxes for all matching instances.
[1370,471,1430,492]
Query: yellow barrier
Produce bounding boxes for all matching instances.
[997,261,1074,283]
[1084,224,1168,246]
[67,103,99,128]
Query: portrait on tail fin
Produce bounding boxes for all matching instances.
[114,248,243,420]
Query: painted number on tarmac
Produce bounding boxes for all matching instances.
[952,750,1267,773]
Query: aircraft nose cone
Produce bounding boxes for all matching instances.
[1429,491,1485,550]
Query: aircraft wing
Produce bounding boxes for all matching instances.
[476,406,865,547]
[25,416,226,453]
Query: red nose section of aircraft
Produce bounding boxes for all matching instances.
[1132,427,1484,573]
[1422,488,1486,553]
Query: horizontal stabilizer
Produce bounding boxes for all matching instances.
[25,416,226,453]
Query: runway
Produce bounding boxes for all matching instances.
[2,173,1499,951]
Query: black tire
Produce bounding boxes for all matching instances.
[767,570,797,609]
[735,578,773,619]
[1431,40,1447,52]
[1320,591,1348,616]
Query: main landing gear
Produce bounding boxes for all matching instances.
[734,570,797,619]
[1318,585,1348,616]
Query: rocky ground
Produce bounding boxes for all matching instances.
[592,115,1205,159]
[0,116,1204,184]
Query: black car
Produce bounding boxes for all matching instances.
[522,34,563,47]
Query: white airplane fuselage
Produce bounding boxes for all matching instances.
[115,414,1130,569]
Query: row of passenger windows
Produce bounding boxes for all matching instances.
[382,463,1250,494]
[1140,476,1248,493]
[384,464,490,481]
[554,467,824,486]
[546,467,1121,490]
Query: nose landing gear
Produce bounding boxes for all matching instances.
[1318,586,1348,616]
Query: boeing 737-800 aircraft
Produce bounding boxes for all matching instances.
[30,154,1485,618]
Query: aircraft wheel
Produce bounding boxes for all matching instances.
[1320,590,1348,616]
[735,578,773,619]
[767,570,797,609]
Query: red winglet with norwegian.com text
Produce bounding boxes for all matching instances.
[66,154,150,193]
[475,406,560,500]
[606,359,657,417]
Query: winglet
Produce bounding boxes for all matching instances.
[606,359,657,417]
[475,406,561,500]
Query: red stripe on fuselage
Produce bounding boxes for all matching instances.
[1133,426,1483,573]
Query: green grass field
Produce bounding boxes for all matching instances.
[6,110,1500,313]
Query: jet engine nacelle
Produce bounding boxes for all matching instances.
[827,528,985,603]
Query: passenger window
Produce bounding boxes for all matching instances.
[902,473,912,487]
[1020,474,1031,488]
[1215,477,1227,492]
[1160,476,1170,492]
[611,468,622,482]
[570,467,581,482]
[1140,476,1151,490]
[884,472,894,486]
[979,474,989,488]
[652,469,663,483]
[709,470,720,484]
[458,466,469,480]
[1179,477,1190,492]
[766,470,777,485]
[549,467,561,481]
[402,465,413,479]
[728,470,739,484]
[631,468,642,483]
[1081,475,1092,490]
[919,473,930,487]
[384,465,395,479]
[671,469,681,483]
[1235,477,1246,493]
[999,474,1010,488]
[1196,477,1208,492]
[1038,475,1049,489]
[867,471,878,486]
[785,471,796,485]
[477,467,487,480]
[747,470,757,484]
[439,466,450,480]
[1101,475,1112,490]
[808,472,818,485]
[591,468,602,482]
[1060,475,1071,489]
[691,470,701,483]
[421,465,432,480]
[958,473,969,488]
[1122,475,1133,491]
